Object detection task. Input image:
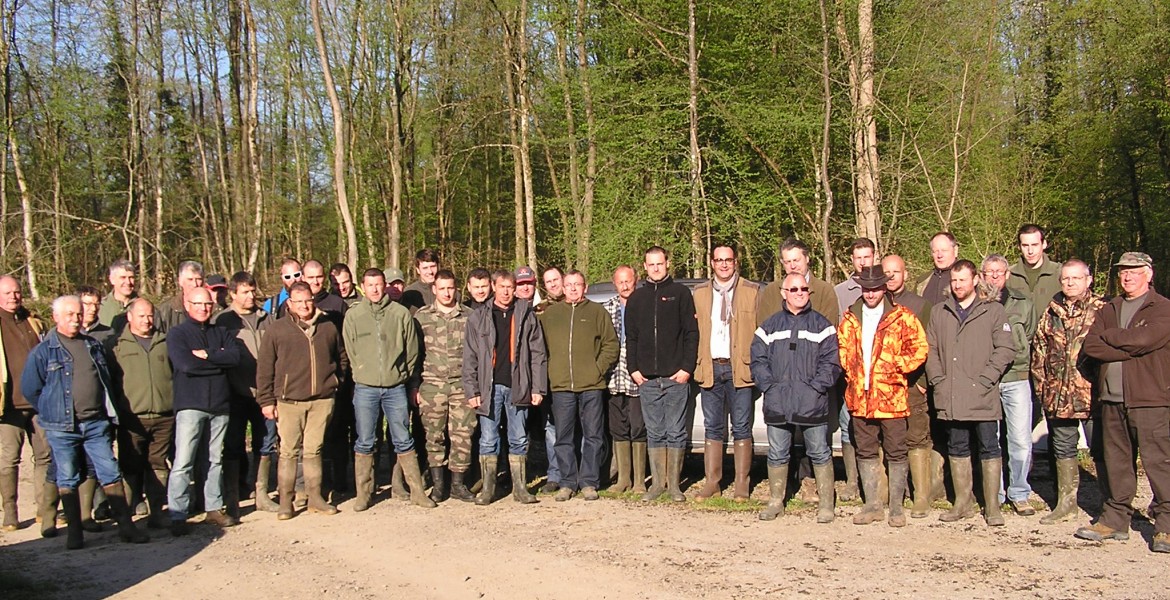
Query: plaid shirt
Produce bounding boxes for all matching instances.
[603,296,638,396]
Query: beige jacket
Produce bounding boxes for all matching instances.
[693,277,759,388]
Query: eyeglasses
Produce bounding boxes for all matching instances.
[712,258,736,264]
[785,287,810,293]
[282,272,302,281]
[288,299,313,305]
[981,270,1006,277]
[1059,275,1088,283]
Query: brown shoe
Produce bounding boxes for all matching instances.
[1075,522,1129,541]
[203,508,238,528]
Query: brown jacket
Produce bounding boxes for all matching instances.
[256,310,348,407]
[693,277,759,388]
[925,298,1015,421]
[1082,290,1170,409]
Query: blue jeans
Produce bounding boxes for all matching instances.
[353,384,413,455]
[551,390,605,490]
[168,409,229,519]
[766,423,830,468]
[262,417,279,456]
[43,419,121,490]
[999,379,1034,502]
[639,378,689,449]
[838,402,852,445]
[700,362,754,441]
[544,403,560,483]
[478,385,529,456]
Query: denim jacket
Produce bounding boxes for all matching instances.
[21,329,119,432]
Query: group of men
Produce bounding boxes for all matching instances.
[2,226,1168,555]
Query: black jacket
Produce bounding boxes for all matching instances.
[625,276,699,379]
[167,319,243,414]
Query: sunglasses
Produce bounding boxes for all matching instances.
[785,286,810,293]
[282,272,303,281]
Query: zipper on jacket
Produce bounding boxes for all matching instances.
[568,302,576,389]
[307,325,318,397]
[652,280,660,376]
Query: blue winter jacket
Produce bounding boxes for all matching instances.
[21,330,119,432]
[750,305,842,426]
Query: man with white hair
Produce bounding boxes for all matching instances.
[157,260,206,332]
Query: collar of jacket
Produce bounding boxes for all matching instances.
[422,301,469,317]
[117,324,165,346]
[363,294,391,312]
[942,296,987,318]
[783,304,813,317]
[849,295,894,320]
[646,275,675,290]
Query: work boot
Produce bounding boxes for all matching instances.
[1,468,19,531]
[123,472,145,517]
[1041,458,1081,524]
[450,470,475,502]
[60,489,84,550]
[930,449,947,502]
[508,456,538,504]
[77,477,101,532]
[908,448,933,518]
[398,452,438,508]
[103,484,150,543]
[429,467,448,503]
[476,456,498,506]
[204,508,239,528]
[39,481,59,538]
[391,461,409,503]
[611,440,632,493]
[353,453,375,512]
[641,447,667,502]
[33,463,48,519]
[813,462,835,523]
[632,442,648,493]
[759,464,788,521]
[581,486,599,501]
[1074,521,1129,541]
[733,440,753,501]
[939,456,976,522]
[694,440,723,501]
[852,458,885,525]
[840,444,860,502]
[888,461,909,527]
[147,469,171,529]
[223,460,241,521]
[277,457,297,520]
[1151,533,1170,553]
[304,456,339,515]
[555,487,574,502]
[666,448,686,502]
[981,458,1005,526]
[254,456,279,512]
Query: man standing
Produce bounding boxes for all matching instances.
[835,238,877,317]
[462,269,547,505]
[99,259,139,329]
[980,254,1037,516]
[1077,252,1170,553]
[693,243,759,501]
[915,232,959,306]
[304,259,349,316]
[925,260,1015,526]
[515,266,539,304]
[402,249,441,312]
[604,265,646,493]
[157,261,206,332]
[413,270,476,503]
[108,298,174,529]
[166,286,242,535]
[77,286,116,347]
[838,267,929,527]
[751,273,842,522]
[538,267,564,313]
[1009,224,1062,323]
[1031,259,1104,524]
[464,268,493,310]
[530,265,560,492]
[384,268,407,303]
[344,270,432,510]
[304,259,351,497]
[258,282,349,519]
[626,246,699,503]
[0,275,51,535]
[758,238,839,326]
[329,263,362,307]
[22,295,148,549]
[262,258,302,318]
[540,271,618,501]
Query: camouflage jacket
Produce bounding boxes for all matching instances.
[1031,291,1105,419]
[414,302,471,387]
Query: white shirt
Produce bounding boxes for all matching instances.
[860,303,884,390]
[709,286,733,359]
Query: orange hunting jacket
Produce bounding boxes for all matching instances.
[838,298,928,419]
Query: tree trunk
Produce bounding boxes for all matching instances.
[687,0,705,277]
[575,0,598,277]
[854,0,881,247]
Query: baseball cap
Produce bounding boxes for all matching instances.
[515,266,536,284]
[1114,252,1153,269]
[383,267,406,284]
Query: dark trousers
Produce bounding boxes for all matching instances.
[224,398,265,463]
[607,393,646,442]
[1047,417,1084,460]
[906,388,932,450]
[552,390,605,491]
[853,416,909,463]
[945,420,1000,460]
[117,415,175,473]
[1099,403,1170,534]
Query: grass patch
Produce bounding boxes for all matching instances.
[694,496,763,512]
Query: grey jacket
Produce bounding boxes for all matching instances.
[925,298,1016,421]
[462,299,547,415]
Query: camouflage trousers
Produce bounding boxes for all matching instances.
[417,382,476,473]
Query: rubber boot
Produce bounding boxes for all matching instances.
[666,448,686,502]
[733,440,753,501]
[631,442,648,493]
[303,456,338,515]
[104,484,150,543]
[981,458,1005,526]
[39,481,59,537]
[758,464,788,521]
[508,456,538,504]
[0,468,18,531]
[642,447,667,501]
[811,462,835,522]
[888,461,909,527]
[353,453,374,512]
[123,471,145,517]
[1041,458,1081,524]
[60,489,84,550]
[223,460,241,521]
[277,457,297,520]
[254,456,279,512]
[611,440,632,493]
[33,462,49,522]
[852,459,885,525]
[694,440,723,500]
[476,456,497,506]
[147,469,171,529]
[929,449,947,502]
[391,461,409,503]
[398,452,437,508]
[840,444,860,502]
[877,448,889,507]
[908,448,932,518]
[429,467,447,503]
[77,478,101,532]
[939,455,976,522]
[450,470,475,502]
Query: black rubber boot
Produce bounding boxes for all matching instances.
[60,489,84,550]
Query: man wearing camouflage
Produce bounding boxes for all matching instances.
[412,269,476,502]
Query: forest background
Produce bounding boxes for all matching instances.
[2,0,1168,299]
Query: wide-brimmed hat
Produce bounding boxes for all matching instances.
[1114,252,1153,269]
[854,265,890,289]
